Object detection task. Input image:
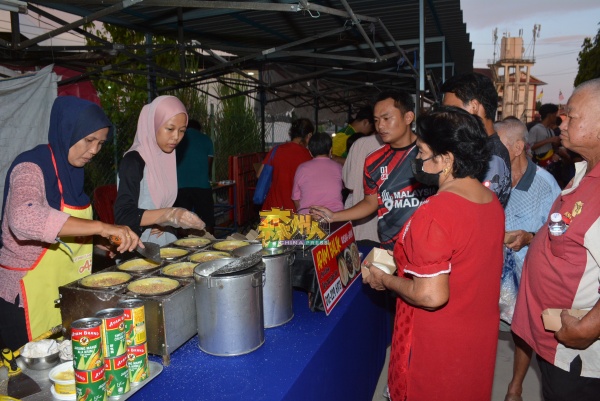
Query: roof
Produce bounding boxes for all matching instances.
[1,0,474,116]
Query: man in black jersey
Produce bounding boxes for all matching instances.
[311,90,435,250]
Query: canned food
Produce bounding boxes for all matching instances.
[117,299,146,346]
[95,308,126,358]
[126,343,149,385]
[71,318,103,371]
[75,366,106,401]
[104,353,130,398]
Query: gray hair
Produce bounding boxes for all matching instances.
[494,117,527,146]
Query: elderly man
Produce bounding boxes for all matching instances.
[497,117,561,323]
[510,78,600,401]
[497,117,561,401]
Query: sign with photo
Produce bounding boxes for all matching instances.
[311,222,361,315]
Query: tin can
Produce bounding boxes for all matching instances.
[104,353,130,398]
[71,318,103,371]
[95,308,126,358]
[126,342,149,385]
[75,365,106,401]
[117,299,146,346]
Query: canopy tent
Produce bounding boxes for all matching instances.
[0,0,474,124]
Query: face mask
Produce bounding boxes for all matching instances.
[411,157,442,187]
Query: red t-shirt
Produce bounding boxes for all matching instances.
[261,142,311,212]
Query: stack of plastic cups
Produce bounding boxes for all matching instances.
[117,299,149,386]
[96,308,130,398]
[71,317,107,401]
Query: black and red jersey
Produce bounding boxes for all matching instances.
[363,142,436,250]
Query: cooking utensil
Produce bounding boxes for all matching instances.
[109,235,161,263]
[209,249,263,276]
[2,348,42,398]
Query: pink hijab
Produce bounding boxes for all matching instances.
[126,96,188,208]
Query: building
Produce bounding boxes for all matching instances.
[483,35,546,122]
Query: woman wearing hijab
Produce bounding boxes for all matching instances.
[0,96,141,350]
[114,96,205,246]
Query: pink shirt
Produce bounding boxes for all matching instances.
[292,157,343,213]
[0,162,69,306]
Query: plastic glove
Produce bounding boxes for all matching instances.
[156,207,206,230]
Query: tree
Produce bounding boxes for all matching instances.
[574,23,600,86]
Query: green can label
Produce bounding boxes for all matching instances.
[126,343,149,385]
[117,299,147,346]
[104,353,130,398]
[75,366,106,401]
[95,308,126,358]
[71,318,103,371]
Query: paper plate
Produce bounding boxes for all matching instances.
[213,240,250,251]
[80,272,132,288]
[127,277,180,296]
[117,258,161,272]
[173,237,211,248]
[189,251,231,263]
[161,262,199,278]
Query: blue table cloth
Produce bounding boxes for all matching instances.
[133,281,392,401]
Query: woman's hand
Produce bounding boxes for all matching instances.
[362,260,388,291]
[156,208,206,231]
[103,224,140,253]
[309,206,334,223]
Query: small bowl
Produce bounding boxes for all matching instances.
[22,351,60,370]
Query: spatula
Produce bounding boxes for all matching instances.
[2,348,41,399]
[109,235,162,263]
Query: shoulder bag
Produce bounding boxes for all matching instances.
[253,146,278,205]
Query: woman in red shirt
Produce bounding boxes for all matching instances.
[364,106,505,401]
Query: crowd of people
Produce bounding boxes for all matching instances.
[1,72,598,401]
[287,74,599,400]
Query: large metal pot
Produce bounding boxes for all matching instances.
[193,258,265,356]
[233,244,294,328]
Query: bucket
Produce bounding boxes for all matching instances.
[233,244,294,328]
[193,258,265,356]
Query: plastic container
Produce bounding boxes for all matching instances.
[49,361,76,395]
[549,213,567,236]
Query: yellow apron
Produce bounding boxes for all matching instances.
[20,149,93,340]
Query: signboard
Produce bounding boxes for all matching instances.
[311,222,361,315]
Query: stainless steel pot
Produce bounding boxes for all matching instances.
[233,244,294,328]
[193,258,265,356]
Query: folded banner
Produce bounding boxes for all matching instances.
[253,145,278,205]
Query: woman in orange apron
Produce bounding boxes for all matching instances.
[0,96,141,350]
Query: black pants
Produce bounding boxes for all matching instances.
[537,354,600,401]
[0,295,28,350]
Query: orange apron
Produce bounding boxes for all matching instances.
[20,148,93,340]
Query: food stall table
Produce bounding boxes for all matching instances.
[134,282,391,401]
